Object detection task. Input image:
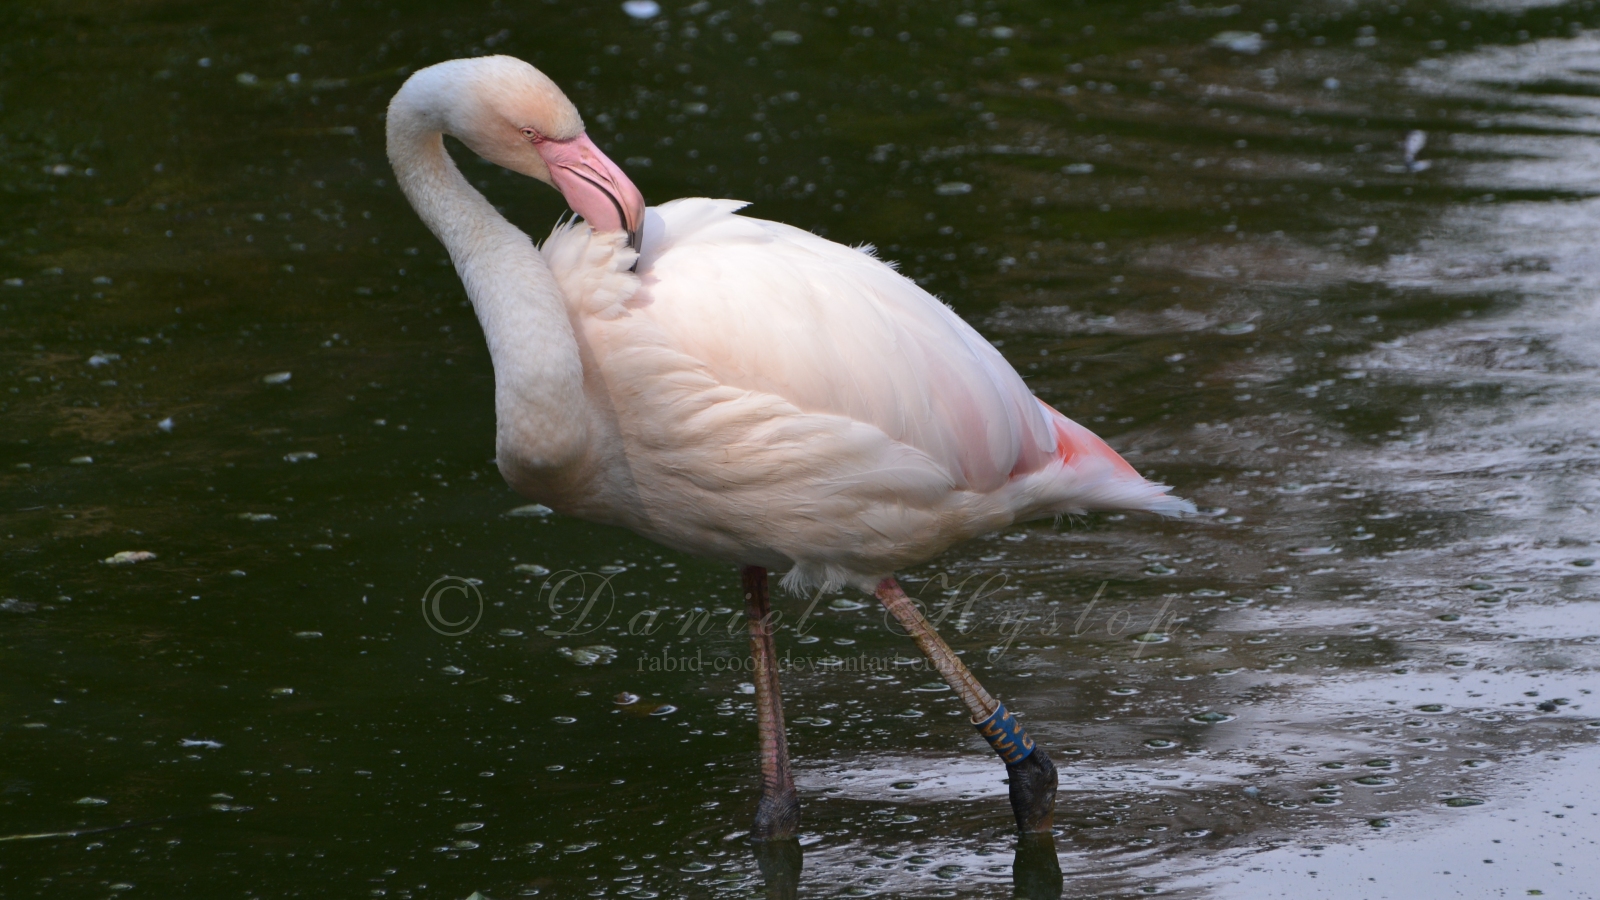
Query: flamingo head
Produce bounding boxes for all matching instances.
[423,55,646,250]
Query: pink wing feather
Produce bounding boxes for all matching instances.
[611,198,1185,518]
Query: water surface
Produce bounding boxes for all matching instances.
[3,0,1599,897]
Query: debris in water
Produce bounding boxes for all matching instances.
[1209,31,1263,54]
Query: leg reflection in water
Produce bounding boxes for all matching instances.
[751,838,801,900]
[1013,832,1064,899]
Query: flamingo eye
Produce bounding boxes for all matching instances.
[520,127,544,143]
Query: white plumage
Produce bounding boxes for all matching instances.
[531,198,1191,593]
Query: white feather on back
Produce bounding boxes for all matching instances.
[553,198,1058,491]
[542,198,1187,592]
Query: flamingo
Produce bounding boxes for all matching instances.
[386,55,1191,842]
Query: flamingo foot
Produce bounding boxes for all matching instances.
[751,789,801,842]
[1006,747,1058,834]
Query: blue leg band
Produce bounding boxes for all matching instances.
[973,701,1036,765]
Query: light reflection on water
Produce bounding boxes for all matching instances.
[2,0,1598,897]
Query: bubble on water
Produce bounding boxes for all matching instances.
[1218,322,1257,335]
[621,0,660,20]
[440,665,465,675]
[829,598,867,611]
[283,451,317,463]
[935,181,973,196]
[1188,711,1235,724]
[1354,775,1396,786]
[512,563,550,575]
[455,821,484,832]
[557,645,618,666]
[1416,704,1448,713]
[75,796,109,805]
[239,512,276,522]
[70,455,94,465]
[911,681,950,692]
[770,30,802,45]
[1144,738,1178,749]
[1132,632,1169,644]
[294,631,322,639]
[270,687,294,697]
[1443,797,1484,808]
[552,716,577,724]
[649,705,677,716]
[103,550,156,565]
[1369,817,1393,828]
[1110,686,1140,696]
[262,371,292,384]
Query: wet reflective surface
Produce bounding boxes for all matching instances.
[3,0,1599,897]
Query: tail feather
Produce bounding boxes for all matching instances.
[1025,402,1195,518]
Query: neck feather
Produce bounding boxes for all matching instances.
[386,89,589,475]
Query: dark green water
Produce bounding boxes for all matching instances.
[4,0,1600,897]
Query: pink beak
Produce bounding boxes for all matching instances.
[536,133,646,252]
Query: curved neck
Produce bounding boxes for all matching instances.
[387,96,589,474]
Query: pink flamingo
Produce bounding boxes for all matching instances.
[387,56,1190,840]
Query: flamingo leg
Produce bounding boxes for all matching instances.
[743,565,800,840]
[876,577,1058,833]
